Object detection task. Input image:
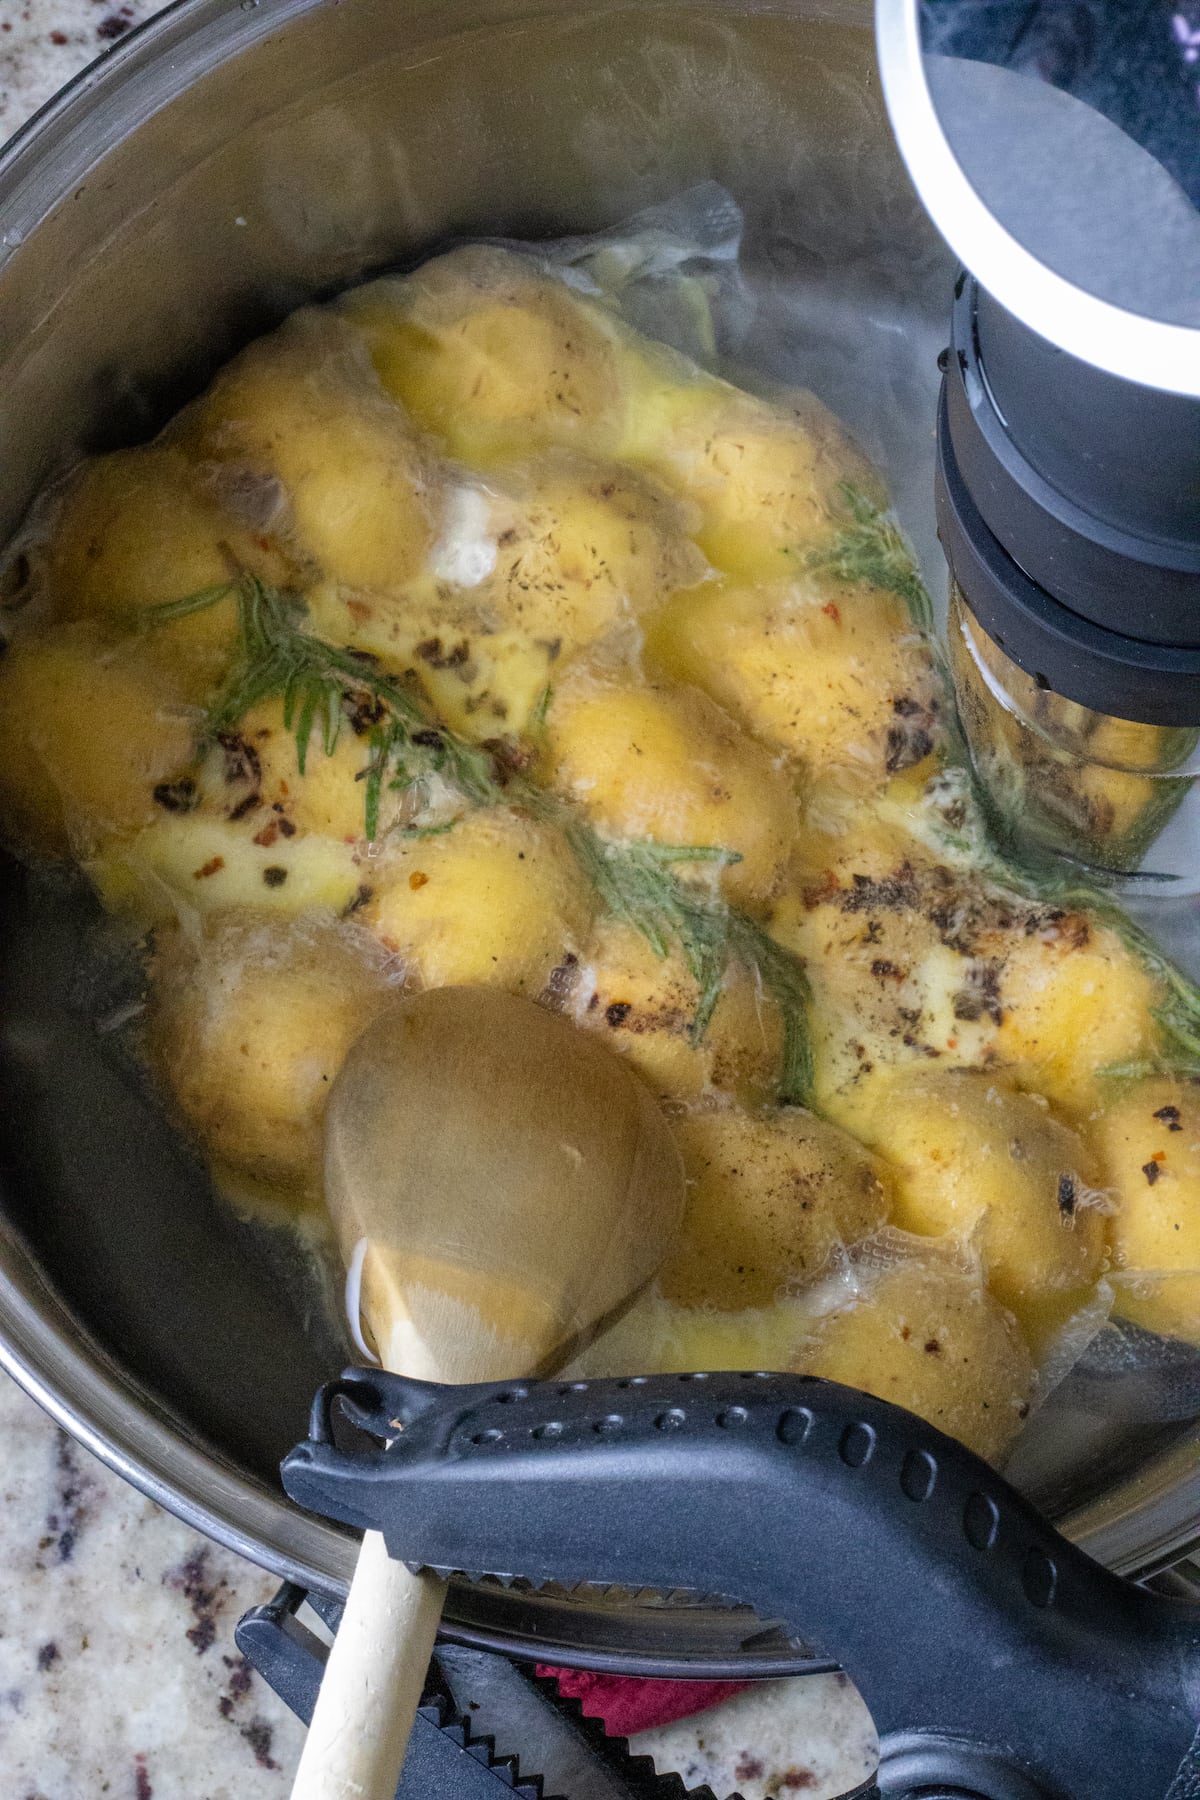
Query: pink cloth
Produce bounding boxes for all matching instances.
[535,1666,751,1737]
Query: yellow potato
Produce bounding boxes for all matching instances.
[0,624,197,860]
[341,247,630,467]
[90,812,365,926]
[994,914,1159,1116]
[768,842,1004,1127]
[567,918,784,1106]
[480,458,707,655]
[794,1253,1034,1463]
[37,444,296,694]
[301,581,559,745]
[182,308,438,592]
[543,672,796,907]
[854,1067,1105,1348]
[631,385,882,581]
[147,914,398,1199]
[1088,1076,1200,1344]
[364,808,593,996]
[197,696,392,846]
[647,574,942,791]
[660,1105,892,1309]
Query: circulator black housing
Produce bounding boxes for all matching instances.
[934,276,1200,727]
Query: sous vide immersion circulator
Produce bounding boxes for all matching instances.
[877,0,1200,967]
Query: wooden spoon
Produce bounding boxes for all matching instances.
[290,985,686,1800]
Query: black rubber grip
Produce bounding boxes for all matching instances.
[282,1370,1200,1800]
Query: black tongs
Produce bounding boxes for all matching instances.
[268,1369,1200,1800]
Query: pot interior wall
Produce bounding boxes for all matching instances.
[0,0,1191,1661]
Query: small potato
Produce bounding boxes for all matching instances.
[201,697,399,846]
[632,385,883,581]
[567,918,784,1106]
[182,308,438,592]
[364,808,593,996]
[147,914,398,1199]
[794,1253,1034,1462]
[302,578,559,746]
[855,1067,1105,1348]
[659,1105,892,1310]
[646,574,942,792]
[0,624,197,860]
[543,672,796,907]
[39,444,291,696]
[1088,1076,1200,1345]
[480,458,707,656]
[994,913,1159,1117]
[341,248,629,467]
[91,813,364,926]
[768,849,1003,1127]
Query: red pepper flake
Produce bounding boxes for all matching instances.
[946,1037,958,1049]
[252,821,280,848]
[821,601,841,624]
[346,599,374,623]
[193,857,225,880]
[408,871,429,891]
[50,29,70,43]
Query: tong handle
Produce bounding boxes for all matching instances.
[283,1370,1200,1800]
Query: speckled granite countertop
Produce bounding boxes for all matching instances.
[0,8,878,1795]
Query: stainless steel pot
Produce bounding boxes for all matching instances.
[0,0,1195,1676]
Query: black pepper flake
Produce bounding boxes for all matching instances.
[262,866,288,888]
[885,720,935,774]
[217,730,262,790]
[1057,1174,1077,1218]
[870,958,903,980]
[415,637,471,671]
[347,692,387,736]
[924,1338,942,1356]
[1154,1105,1183,1132]
[342,883,373,916]
[36,1641,59,1671]
[277,816,297,837]
[1143,1161,1162,1186]
[605,1001,632,1028]
[153,777,198,814]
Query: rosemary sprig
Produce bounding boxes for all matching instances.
[811,483,935,631]
[565,826,813,1104]
[147,577,817,1103]
[152,577,498,839]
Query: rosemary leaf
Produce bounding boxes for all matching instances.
[138,581,239,624]
[811,484,934,631]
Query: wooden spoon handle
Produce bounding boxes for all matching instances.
[290,1530,445,1800]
